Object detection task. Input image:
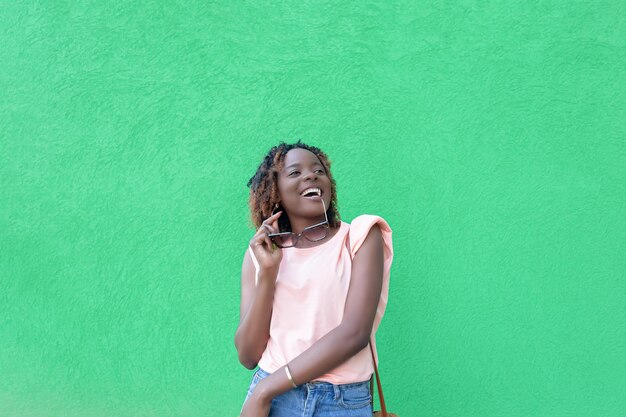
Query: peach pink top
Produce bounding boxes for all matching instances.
[248,215,393,384]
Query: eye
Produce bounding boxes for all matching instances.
[288,171,300,177]
[315,169,325,175]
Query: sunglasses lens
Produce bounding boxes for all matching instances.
[303,225,328,242]
[270,233,295,248]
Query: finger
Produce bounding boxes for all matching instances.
[251,234,264,247]
[252,230,272,250]
[261,219,281,235]
[262,211,282,225]
[255,224,271,237]
[263,223,278,235]
[251,231,264,244]
[251,228,268,245]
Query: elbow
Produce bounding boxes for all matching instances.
[234,333,261,370]
[238,354,258,370]
[342,325,372,353]
[354,332,371,352]
[235,344,259,370]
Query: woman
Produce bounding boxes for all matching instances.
[235,141,393,417]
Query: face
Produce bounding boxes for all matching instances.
[277,148,332,221]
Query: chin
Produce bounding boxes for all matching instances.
[291,205,324,217]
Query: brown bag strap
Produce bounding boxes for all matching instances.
[345,231,388,417]
[370,340,388,417]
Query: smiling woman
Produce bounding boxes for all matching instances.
[245,143,341,239]
[235,141,394,417]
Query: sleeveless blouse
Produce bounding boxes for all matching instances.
[248,214,393,384]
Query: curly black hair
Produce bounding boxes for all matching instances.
[247,141,340,232]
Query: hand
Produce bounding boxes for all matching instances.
[239,388,271,417]
[249,211,283,273]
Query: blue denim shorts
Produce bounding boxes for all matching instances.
[242,368,373,417]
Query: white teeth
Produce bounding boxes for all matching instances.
[301,187,321,197]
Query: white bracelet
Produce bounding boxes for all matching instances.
[285,364,297,388]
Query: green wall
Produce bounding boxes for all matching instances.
[2,2,624,416]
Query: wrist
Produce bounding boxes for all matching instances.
[259,265,278,275]
[257,269,278,284]
[252,379,276,404]
[253,366,294,401]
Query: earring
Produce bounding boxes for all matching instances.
[271,202,280,216]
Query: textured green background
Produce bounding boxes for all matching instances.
[1,2,625,416]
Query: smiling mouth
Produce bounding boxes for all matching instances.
[301,187,322,198]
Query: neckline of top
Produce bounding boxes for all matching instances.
[287,221,347,251]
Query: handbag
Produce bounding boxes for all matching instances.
[369,340,399,417]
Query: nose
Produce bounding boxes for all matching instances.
[302,169,318,181]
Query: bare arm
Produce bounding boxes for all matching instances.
[234,211,284,369]
[233,250,276,369]
[251,224,385,401]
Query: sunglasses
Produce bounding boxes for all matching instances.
[268,197,330,248]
